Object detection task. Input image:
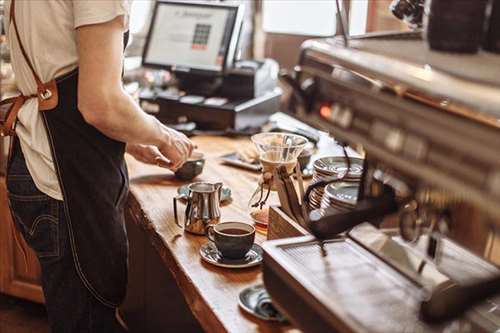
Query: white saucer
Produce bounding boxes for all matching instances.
[200,242,263,269]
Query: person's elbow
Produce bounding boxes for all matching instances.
[78,86,121,128]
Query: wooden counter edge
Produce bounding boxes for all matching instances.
[126,192,229,333]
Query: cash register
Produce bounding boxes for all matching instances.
[139,0,281,131]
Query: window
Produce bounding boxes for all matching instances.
[262,0,337,36]
[130,0,153,34]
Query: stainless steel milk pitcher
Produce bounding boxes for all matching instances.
[173,182,223,235]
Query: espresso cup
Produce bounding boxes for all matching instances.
[175,151,205,181]
[207,222,255,259]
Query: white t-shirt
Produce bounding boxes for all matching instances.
[4,0,130,200]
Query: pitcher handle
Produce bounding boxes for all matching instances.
[173,195,186,228]
[215,182,223,194]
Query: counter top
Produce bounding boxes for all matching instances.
[125,136,300,333]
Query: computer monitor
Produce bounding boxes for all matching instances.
[142,0,244,75]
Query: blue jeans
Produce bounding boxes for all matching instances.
[6,141,124,333]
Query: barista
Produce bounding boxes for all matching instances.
[4,1,193,332]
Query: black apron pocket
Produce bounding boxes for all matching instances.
[7,175,61,263]
[114,166,129,207]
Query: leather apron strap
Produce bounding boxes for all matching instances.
[9,0,43,89]
[0,0,59,137]
[9,0,59,110]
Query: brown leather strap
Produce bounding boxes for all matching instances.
[0,95,31,136]
[0,0,60,137]
[8,0,58,111]
[9,0,43,88]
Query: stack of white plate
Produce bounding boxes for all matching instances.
[320,182,359,212]
[308,157,363,210]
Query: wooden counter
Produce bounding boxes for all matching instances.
[124,136,300,333]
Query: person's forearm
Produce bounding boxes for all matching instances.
[80,88,166,146]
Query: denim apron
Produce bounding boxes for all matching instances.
[40,64,130,308]
[4,0,130,308]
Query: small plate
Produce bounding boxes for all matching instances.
[238,284,287,322]
[219,152,262,172]
[313,156,364,179]
[177,185,231,203]
[324,182,359,206]
[200,242,263,269]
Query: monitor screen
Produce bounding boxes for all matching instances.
[143,1,243,74]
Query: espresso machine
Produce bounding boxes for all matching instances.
[262,31,500,332]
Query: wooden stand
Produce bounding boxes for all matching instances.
[267,206,308,240]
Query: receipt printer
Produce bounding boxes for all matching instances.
[220,59,279,99]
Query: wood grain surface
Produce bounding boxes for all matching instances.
[125,136,300,333]
[0,177,44,304]
[268,207,309,241]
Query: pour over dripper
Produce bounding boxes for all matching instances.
[249,132,308,231]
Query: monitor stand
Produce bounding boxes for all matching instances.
[174,72,223,96]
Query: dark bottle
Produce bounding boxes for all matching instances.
[425,0,489,53]
[484,0,500,52]
[390,0,425,28]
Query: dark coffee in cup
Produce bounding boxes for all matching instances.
[207,222,255,259]
[221,228,249,235]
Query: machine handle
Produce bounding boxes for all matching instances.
[307,186,398,240]
[279,69,307,104]
[420,274,500,324]
[279,68,316,112]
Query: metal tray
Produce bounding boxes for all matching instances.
[262,224,500,333]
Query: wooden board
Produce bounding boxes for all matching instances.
[125,136,300,333]
[268,206,309,241]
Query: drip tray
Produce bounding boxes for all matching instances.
[262,224,500,333]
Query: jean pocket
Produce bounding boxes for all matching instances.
[7,176,60,261]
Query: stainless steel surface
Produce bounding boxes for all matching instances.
[293,37,500,222]
[173,182,222,235]
[303,38,500,116]
[263,226,500,333]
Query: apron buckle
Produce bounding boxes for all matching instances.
[40,89,53,100]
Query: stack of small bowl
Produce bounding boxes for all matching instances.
[308,157,364,210]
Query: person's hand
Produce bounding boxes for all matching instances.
[156,124,194,170]
[127,125,194,171]
[126,144,171,168]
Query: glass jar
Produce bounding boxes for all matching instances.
[248,133,307,234]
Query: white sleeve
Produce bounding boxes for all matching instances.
[73,0,131,30]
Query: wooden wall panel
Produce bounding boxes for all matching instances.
[0,177,44,303]
[366,0,408,32]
